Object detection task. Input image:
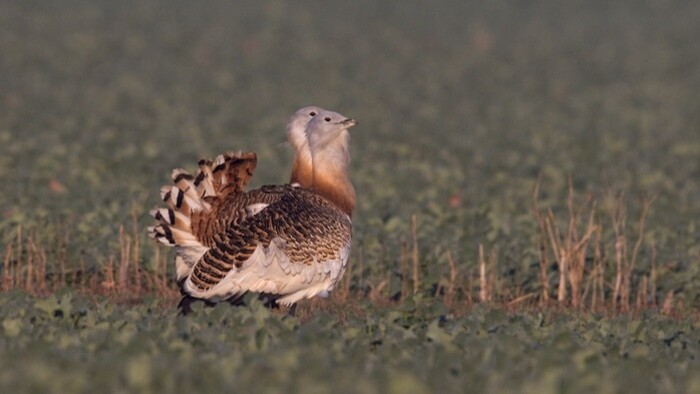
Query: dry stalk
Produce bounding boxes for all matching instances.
[466,268,474,306]
[14,225,22,289]
[592,225,605,311]
[581,265,593,308]
[636,275,648,309]
[79,258,87,292]
[130,206,141,292]
[580,224,603,308]
[625,195,655,309]
[444,250,458,308]
[148,246,165,295]
[411,214,420,295]
[24,235,33,292]
[357,246,365,294]
[507,293,536,307]
[661,290,674,315]
[479,244,487,302]
[2,243,12,290]
[568,208,597,308]
[489,249,497,301]
[650,243,657,306]
[16,225,23,287]
[27,236,48,295]
[607,192,655,312]
[609,191,627,311]
[533,182,664,312]
[58,225,68,287]
[102,257,116,291]
[368,279,388,303]
[117,225,130,292]
[543,208,567,303]
[399,240,409,300]
[543,181,598,308]
[532,178,550,305]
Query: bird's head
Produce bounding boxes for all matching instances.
[307,110,357,157]
[286,105,325,157]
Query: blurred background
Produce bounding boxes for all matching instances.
[1,0,699,299]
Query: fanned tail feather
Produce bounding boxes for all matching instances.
[148,151,258,281]
[202,151,257,195]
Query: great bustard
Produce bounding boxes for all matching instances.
[148,107,356,310]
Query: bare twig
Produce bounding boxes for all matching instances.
[479,244,488,302]
[445,250,458,307]
[411,214,420,295]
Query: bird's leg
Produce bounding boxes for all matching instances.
[226,293,248,307]
[177,294,215,316]
[258,293,280,309]
[287,303,298,317]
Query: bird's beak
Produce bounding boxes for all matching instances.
[340,118,357,128]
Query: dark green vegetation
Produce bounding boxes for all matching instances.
[2,292,699,393]
[1,0,699,392]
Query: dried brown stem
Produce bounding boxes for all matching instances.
[411,214,420,295]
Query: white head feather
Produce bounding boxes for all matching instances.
[306,109,356,169]
[286,105,325,164]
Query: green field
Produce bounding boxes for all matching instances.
[1,1,700,392]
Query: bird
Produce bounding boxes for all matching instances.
[148,107,357,312]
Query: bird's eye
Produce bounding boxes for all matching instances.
[309,111,316,116]
[324,117,331,122]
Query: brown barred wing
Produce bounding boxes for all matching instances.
[183,187,352,300]
[189,184,290,248]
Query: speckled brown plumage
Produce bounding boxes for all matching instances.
[189,185,351,291]
[189,185,289,248]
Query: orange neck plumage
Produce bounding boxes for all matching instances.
[290,155,355,218]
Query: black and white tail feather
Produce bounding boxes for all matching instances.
[147,151,256,284]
